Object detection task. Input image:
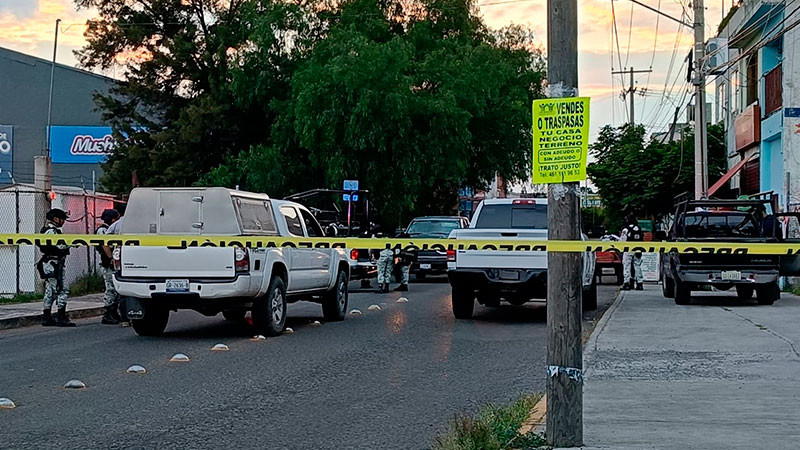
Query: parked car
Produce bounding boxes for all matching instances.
[285,189,378,287]
[661,194,791,305]
[446,198,596,319]
[400,216,469,280]
[114,187,350,336]
[595,234,623,285]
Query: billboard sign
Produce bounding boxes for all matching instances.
[50,126,115,164]
[0,125,12,180]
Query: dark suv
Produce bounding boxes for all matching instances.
[401,216,469,280]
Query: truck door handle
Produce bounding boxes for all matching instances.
[501,232,518,237]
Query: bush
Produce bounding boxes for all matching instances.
[433,393,548,450]
[69,272,106,297]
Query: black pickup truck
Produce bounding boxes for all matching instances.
[661,195,800,306]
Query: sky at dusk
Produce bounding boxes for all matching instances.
[0,0,725,140]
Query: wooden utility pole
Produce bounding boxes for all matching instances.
[546,0,583,446]
[693,0,709,199]
[610,67,652,125]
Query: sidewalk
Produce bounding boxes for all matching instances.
[582,285,800,449]
[0,293,105,330]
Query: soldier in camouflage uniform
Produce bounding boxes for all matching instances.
[376,248,394,293]
[37,208,74,327]
[96,209,121,324]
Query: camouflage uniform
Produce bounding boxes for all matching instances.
[41,222,69,310]
[376,248,394,291]
[96,224,118,308]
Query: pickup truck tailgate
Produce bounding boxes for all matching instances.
[121,247,235,278]
[451,229,547,269]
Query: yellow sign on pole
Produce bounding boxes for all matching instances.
[532,97,590,184]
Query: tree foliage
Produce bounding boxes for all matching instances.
[587,123,728,232]
[77,0,545,228]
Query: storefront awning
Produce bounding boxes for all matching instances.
[708,154,754,197]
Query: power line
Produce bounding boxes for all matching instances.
[625,1,634,67]
[611,0,628,119]
[641,0,663,115]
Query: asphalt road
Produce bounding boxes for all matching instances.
[0,278,618,450]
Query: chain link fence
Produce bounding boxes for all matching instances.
[0,186,116,297]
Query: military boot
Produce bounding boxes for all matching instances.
[55,308,76,327]
[42,309,56,327]
[393,284,408,292]
[101,306,119,325]
[635,282,644,291]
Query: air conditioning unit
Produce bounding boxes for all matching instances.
[707,38,728,74]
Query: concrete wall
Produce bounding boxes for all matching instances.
[0,47,114,189]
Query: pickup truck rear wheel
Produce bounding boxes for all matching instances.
[131,303,169,337]
[674,280,691,305]
[451,285,475,319]
[661,272,675,298]
[756,282,779,305]
[736,286,754,300]
[322,270,348,322]
[252,276,287,336]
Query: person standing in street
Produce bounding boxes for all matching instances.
[105,213,129,325]
[620,214,644,291]
[37,208,75,327]
[392,247,416,292]
[376,247,394,293]
[96,209,121,325]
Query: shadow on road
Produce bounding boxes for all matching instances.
[683,295,766,307]
[470,304,547,323]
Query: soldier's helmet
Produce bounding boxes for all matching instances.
[46,208,68,222]
[101,209,120,224]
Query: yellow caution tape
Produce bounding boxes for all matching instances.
[1,234,800,255]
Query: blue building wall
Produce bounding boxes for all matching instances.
[757,13,784,202]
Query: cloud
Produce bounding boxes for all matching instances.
[0,0,96,66]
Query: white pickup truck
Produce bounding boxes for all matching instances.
[113,187,350,337]
[446,198,596,319]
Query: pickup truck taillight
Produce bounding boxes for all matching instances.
[112,247,121,271]
[234,247,250,273]
[350,249,359,260]
[447,249,456,262]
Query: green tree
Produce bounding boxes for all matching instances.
[203,0,546,228]
[76,0,309,193]
[587,123,727,232]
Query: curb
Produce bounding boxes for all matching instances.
[521,288,628,437]
[0,306,106,330]
[519,394,547,435]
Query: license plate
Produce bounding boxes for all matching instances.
[721,271,741,281]
[499,270,520,280]
[420,264,432,270]
[166,279,190,292]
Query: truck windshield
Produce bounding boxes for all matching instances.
[406,220,460,236]
[475,204,548,229]
[680,213,761,238]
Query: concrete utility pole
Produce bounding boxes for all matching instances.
[46,18,60,156]
[611,67,653,125]
[546,0,582,446]
[693,0,709,199]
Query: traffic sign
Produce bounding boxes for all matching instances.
[532,97,590,184]
[343,180,359,191]
[343,194,359,202]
